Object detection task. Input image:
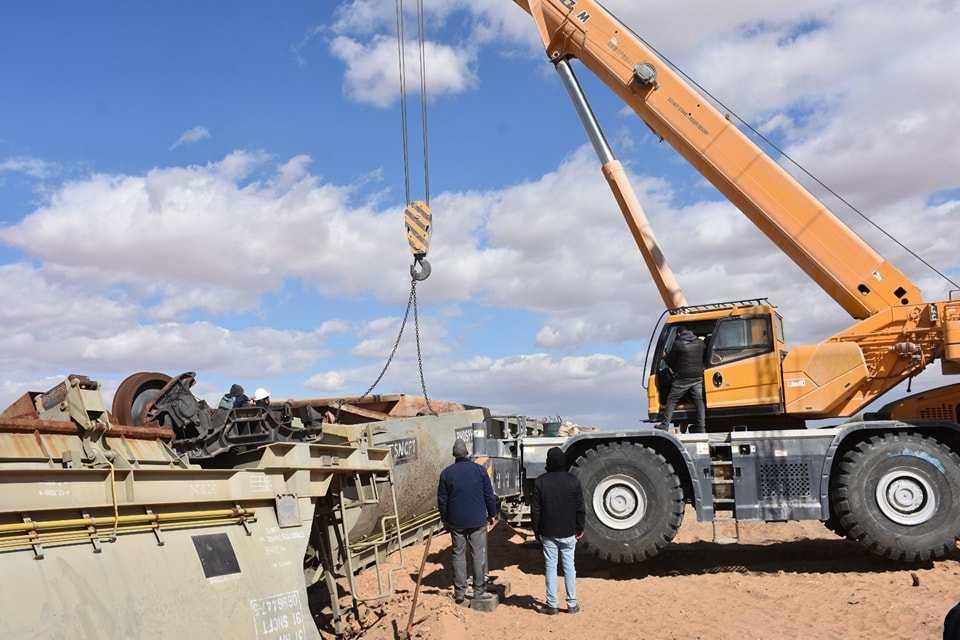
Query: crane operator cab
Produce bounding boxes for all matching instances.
[647,299,798,432]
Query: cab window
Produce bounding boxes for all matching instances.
[709,316,773,365]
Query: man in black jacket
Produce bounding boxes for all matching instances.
[437,439,498,603]
[660,326,707,433]
[945,601,960,640]
[531,447,585,615]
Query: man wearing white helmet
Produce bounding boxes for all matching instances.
[252,388,271,407]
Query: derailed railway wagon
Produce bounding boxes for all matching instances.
[0,374,486,639]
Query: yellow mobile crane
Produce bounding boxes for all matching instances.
[462,0,960,564]
[511,0,960,430]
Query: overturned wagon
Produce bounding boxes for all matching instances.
[110,370,488,543]
[0,374,488,638]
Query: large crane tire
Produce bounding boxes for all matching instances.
[822,515,847,538]
[571,442,684,564]
[830,432,960,562]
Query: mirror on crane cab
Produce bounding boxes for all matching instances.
[647,300,791,431]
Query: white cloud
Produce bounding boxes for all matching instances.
[306,350,647,426]
[0,263,348,403]
[350,314,451,360]
[291,25,325,66]
[0,151,412,318]
[0,156,55,179]
[329,35,476,108]
[330,0,538,47]
[169,125,211,150]
[304,371,346,392]
[4,144,955,351]
[0,263,135,336]
[435,352,646,424]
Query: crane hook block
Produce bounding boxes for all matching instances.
[405,200,432,258]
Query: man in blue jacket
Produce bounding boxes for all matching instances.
[437,439,498,603]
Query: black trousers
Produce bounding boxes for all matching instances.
[662,377,706,430]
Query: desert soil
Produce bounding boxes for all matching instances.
[326,508,960,640]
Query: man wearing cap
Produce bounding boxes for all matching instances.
[218,384,249,410]
[437,439,498,604]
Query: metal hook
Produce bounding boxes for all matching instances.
[410,257,431,281]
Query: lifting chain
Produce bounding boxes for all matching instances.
[335,0,436,424]
[335,276,436,422]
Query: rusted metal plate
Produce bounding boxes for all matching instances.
[277,394,466,423]
[0,393,39,420]
[0,433,47,460]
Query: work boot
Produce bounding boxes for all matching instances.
[542,606,558,616]
[654,423,669,432]
[567,605,581,615]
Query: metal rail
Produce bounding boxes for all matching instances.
[0,506,255,557]
[669,298,773,315]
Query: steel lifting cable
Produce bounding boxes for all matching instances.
[395,0,412,204]
[601,4,960,292]
[336,0,436,422]
[416,0,431,205]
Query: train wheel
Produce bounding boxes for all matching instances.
[112,371,171,425]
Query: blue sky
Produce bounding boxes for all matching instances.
[0,0,957,426]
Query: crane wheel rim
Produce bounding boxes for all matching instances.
[593,474,647,530]
[874,468,937,526]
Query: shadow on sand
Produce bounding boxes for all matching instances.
[417,524,958,592]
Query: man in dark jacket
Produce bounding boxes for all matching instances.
[660,326,707,433]
[218,384,249,410]
[437,439,498,603]
[945,601,960,640]
[531,447,585,615]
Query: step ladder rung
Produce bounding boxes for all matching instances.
[711,515,741,544]
[710,460,733,466]
[713,498,735,504]
[711,479,734,485]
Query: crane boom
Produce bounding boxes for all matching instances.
[507,0,958,423]
[515,0,923,320]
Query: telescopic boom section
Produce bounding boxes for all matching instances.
[516,0,923,319]
[554,59,687,309]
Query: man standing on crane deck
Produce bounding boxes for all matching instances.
[437,439,498,604]
[659,326,707,433]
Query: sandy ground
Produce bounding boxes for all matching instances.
[322,508,960,640]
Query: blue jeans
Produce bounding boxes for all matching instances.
[541,535,577,608]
